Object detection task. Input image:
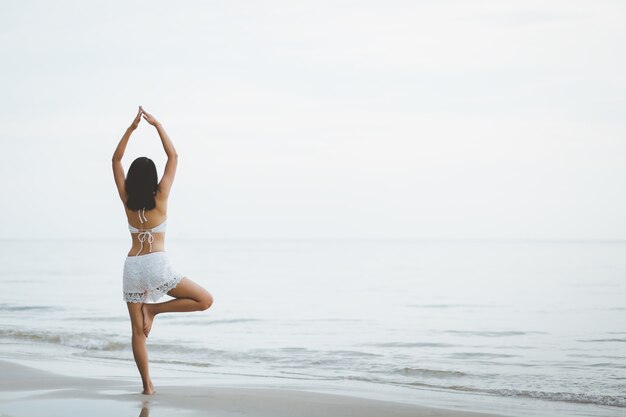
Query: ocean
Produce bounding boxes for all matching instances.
[0,238,624,416]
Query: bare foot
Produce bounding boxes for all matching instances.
[142,380,155,395]
[142,303,155,337]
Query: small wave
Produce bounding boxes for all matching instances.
[450,386,626,408]
[151,359,216,368]
[367,341,455,348]
[370,377,626,408]
[0,328,127,351]
[280,347,309,352]
[0,303,56,312]
[395,367,465,378]
[443,330,545,337]
[157,317,261,326]
[304,318,364,323]
[578,338,626,343]
[64,337,127,351]
[567,353,626,360]
[588,362,619,367]
[405,381,626,408]
[0,328,61,344]
[492,344,536,350]
[330,350,382,358]
[210,318,261,324]
[448,352,518,359]
[70,316,127,322]
[408,304,491,309]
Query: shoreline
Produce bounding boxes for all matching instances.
[0,359,505,417]
[0,342,623,417]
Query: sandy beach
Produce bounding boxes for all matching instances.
[0,359,507,417]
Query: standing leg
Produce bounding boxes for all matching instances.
[142,277,213,337]
[127,302,155,394]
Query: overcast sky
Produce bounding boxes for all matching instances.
[1,0,625,239]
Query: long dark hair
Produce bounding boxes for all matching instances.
[125,157,159,211]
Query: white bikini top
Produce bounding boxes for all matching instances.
[128,208,167,256]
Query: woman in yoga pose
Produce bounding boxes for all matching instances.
[112,106,213,395]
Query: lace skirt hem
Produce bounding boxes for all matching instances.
[123,275,184,303]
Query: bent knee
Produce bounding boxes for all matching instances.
[200,292,214,311]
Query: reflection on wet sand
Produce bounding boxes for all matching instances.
[139,400,150,417]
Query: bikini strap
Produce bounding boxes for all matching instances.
[136,231,154,255]
[138,208,147,223]
[135,208,152,255]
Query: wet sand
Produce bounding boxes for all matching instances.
[0,360,506,417]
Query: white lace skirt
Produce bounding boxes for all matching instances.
[123,251,184,303]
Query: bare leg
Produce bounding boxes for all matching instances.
[127,302,155,395]
[142,277,213,337]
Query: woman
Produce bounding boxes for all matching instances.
[112,106,214,395]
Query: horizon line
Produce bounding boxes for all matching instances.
[2,237,626,243]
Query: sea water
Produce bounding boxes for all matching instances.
[0,238,624,416]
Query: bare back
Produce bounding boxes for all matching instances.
[124,191,169,257]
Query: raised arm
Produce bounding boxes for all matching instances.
[112,107,143,203]
[140,106,178,198]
